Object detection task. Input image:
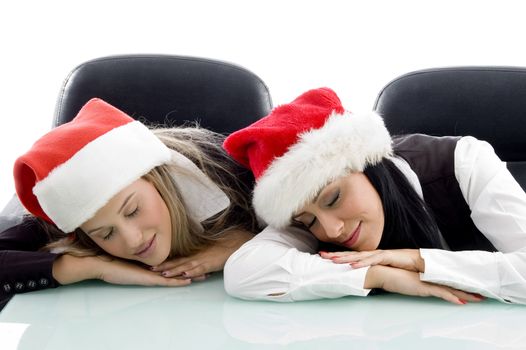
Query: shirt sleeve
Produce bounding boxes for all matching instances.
[224,225,371,302]
[420,136,526,304]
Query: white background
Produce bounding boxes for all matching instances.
[2,0,526,210]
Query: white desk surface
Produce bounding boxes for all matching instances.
[0,273,524,349]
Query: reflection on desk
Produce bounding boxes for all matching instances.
[0,274,524,350]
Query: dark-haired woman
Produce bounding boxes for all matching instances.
[222,87,526,305]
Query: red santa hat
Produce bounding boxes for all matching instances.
[223,87,393,228]
[14,98,172,233]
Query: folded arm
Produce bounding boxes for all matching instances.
[224,225,371,301]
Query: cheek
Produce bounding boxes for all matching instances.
[309,226,328,242]
[92,238,124,257]
[144,194,166,225]
[149,195,172,234]
[364,198,385,250]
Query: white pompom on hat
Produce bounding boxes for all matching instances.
[223,87,393,228]
[14,98,172,233]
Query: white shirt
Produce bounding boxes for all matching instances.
[224,136,526,303]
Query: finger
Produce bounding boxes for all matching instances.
[191,274,211,282]
[427,282,486,304]
[426,284,480,305]
[158,277,193,287]
[424,285,465,305]
[161,260,202,278]
[448,289,486,302]
[331,251,381,265]
[348,253,389,268]
[349,250,420,271]
[319,251,343,258]
[137,273,193,287]
[151,257,191,272]
[319,251,360,259]
[178,263,210,278]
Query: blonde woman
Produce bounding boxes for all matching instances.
[0,98,257,299]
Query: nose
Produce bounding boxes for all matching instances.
[317,213,344,240]
[121,224,144,251]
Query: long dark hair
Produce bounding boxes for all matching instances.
[364,158,445,249]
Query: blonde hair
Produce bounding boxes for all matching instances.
[42,125,258,258]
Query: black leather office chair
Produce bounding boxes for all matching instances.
[53,54,272,132]
[374,66,526,190]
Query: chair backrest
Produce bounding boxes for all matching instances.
[53,54,273,134]
[374,66,526,189]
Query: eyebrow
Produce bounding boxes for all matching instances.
[118,192,135,215]
[86,192,135,234]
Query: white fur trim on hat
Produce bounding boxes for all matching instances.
[33,121,171,232]
[253,111,392,228]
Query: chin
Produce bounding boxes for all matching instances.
[154,249,172,266]
[146,254,168,267]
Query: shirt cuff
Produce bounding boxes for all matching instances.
[419,248,504,302]
[288,265,372,301]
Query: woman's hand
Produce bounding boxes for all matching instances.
[151,229,254,279]
[53,254,190,287]
[92,256,192,286]
[320,249,425,272]
[365,265,484,305]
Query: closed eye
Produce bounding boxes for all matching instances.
[306,217,317,229]
[292,214,317,230]
[125,207,139,218]
[103,228,114,240]
[305,190,339,229]
[327,190,340,207]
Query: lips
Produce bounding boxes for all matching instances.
[135,234,156,257]
[341,222,361,248]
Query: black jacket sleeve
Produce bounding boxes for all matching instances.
[0,196,61,306]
